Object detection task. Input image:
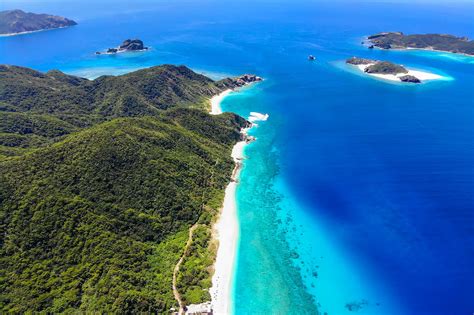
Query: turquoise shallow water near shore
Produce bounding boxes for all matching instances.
[221,85,402,315]
[2,0,474,314]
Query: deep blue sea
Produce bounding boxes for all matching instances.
[1,1,473,314]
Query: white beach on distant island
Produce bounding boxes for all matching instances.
[0,26,72,37]
[208,88,267,314]
[356,64,444,82]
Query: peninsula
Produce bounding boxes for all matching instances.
[96,39,149,54]
[0,10,77,36]
[366,32,474,56]
[346,57,442,83]
[0,64,259,313]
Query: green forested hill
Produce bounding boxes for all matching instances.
[0,64,221,116]
[367,32,474,55]
[0,65,229,156]
[0,65,250,312]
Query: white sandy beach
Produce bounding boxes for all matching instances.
[0,26,72,37]
[210,89,232,115]
[209,87,268,314]
[209,88,241,315]
[356,64,443,82]
[209,139,245,315]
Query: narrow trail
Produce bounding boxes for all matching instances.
[173,223,199,315]
[172,157,220,313]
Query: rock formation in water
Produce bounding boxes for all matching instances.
[96,39,149,54]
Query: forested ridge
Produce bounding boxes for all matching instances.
[0,65,249,312]
[368,32,474,55]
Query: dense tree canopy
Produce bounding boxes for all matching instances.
[0,65,248,312]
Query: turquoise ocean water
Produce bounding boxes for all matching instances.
[1,1,474,314]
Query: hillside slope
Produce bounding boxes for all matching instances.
[0,110,248,312]
[0,10,77,35]
[0,65,242,157]
[367,32,474,55]
[0,64,254,312]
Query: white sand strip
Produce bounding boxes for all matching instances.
[0,26,72,37]
[209,85,267,314]
[210,140,246,315]
[209,88,240,315]
[405,69,443,81]
[210,89,232,115]
[356,64,443,82]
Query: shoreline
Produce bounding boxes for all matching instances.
[208,87,246,314]
[362,37,474,58]
[208,83,266,314]
[210,89,232,115]
[0,26,73,37]
[404,47,474,58]
[209,137,247,314]
[354,63,444,83]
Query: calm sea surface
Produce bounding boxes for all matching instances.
[1,1,473,314]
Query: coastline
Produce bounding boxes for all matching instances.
[354,63,444,82]
[209,138,246,314]
[208,83,266,314]
[363,37,474,58]
[0,26,73,37]
[404,47,474,58]
[210,89,232,115]
[208,87,245,314]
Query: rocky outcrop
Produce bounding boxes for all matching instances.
[119,39,146,51]
[215,74,263,90]
[399,75,421,83]
[96,39,149,55]
[233,74,263,86]
[0,9,77,35]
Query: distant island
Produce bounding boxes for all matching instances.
[366,32,474,56]
[0,9,77,36]
[346,57,443,83]
[96,39,149,55]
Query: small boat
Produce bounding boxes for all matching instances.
[308,55,316,61]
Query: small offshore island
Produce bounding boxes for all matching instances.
[346,57,443,83]
[0,10,77,36]
[366,32,474,56]
[96,39,149,55]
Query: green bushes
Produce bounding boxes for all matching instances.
[0,64,248,312]
[177,225,215,305]
[0,111,245,312]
